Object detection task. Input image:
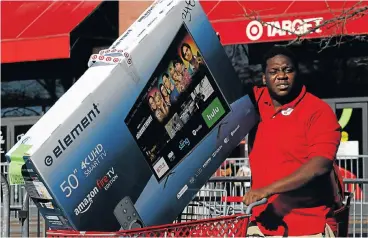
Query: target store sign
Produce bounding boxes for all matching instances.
[246,17,323,41]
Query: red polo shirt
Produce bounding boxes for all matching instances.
[249,86,341,236]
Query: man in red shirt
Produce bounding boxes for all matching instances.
[243,46,341,237]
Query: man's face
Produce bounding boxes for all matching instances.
[163,76,171,89]
[149,97,156,110]
[183,46,193,61]
[175,63,183,73]
[263,55,297,98]
[175,81,184,92]
[169,67,175,77]
[173,72,182,82]
[155,94,162,106]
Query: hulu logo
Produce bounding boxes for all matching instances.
[202,97,226,128]
[206,108,219,121]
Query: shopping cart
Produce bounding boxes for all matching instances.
[46,198,267,237]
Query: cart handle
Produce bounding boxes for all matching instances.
[245,198,267,215]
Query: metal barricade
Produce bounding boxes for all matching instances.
[0,163,45,237]
[336,155,368,237]
[337,155,368,180]
[344,178,368,238]
[0,163,32,210]
[1,173,10,237]
[2,156,367,237]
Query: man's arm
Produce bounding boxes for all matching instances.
[267,156,333,194]
[243,156,332,205]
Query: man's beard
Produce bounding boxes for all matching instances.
[268,82,302,105]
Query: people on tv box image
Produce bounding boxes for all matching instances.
[147,89,170,122]
[145,32,206,125]
[125,24,231,181]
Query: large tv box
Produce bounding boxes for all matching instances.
[6,0,258,231]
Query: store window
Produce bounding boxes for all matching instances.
[1,79,67,117]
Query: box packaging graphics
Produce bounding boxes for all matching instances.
[6,0,258,231]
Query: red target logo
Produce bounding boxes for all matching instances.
[124,52,129,58]
[246,20,264,41]
[99,56,104,60]
[106,57,112,61]
[92,55,98,59]
[113,58,119,63]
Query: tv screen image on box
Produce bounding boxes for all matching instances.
[125,23,231,182]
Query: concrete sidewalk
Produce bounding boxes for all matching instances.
[9,216,45,237]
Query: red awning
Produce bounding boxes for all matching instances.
[1,1,102,63]
[201,1,368,45]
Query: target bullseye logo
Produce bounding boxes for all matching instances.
[246,20,263,41]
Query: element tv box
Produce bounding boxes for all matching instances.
[6,0,258,231]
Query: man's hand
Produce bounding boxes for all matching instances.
[243,187,273,205]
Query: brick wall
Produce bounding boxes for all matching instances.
[118,1,154,35]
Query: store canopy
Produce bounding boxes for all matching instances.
[1,1,102,63]
[201,1,368,45]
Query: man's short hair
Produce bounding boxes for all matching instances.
[262,46,299,72]
[173,57,183,66]
[162,72,169,79]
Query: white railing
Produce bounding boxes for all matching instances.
[2,156,368,237]
[0,162,36,209]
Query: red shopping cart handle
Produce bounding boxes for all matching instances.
[222,197,268,214]
[221,196,243,203]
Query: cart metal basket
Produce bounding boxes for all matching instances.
[46,198,267,237]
